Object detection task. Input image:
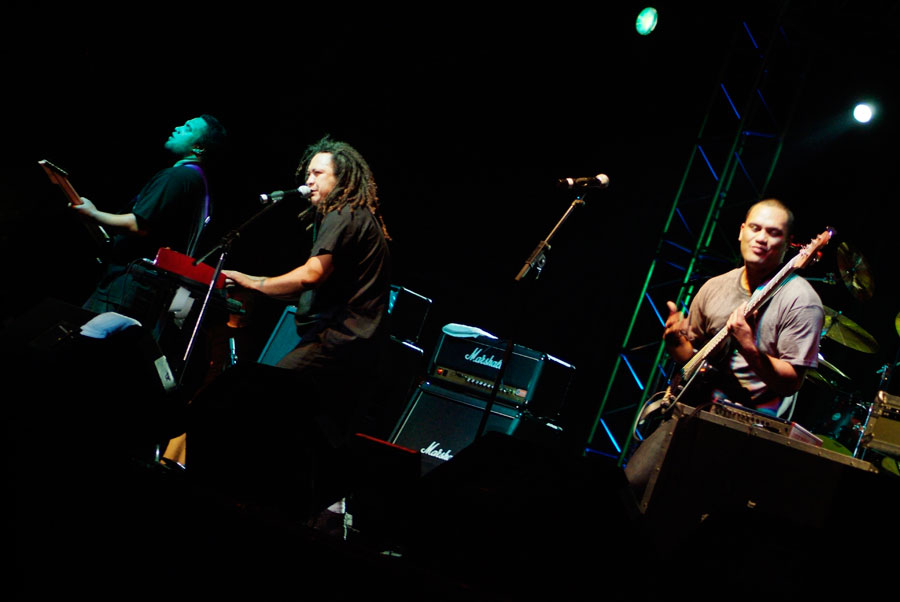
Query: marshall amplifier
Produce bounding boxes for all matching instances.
[427,325,575,417]
[862,390,900,456]
[390,381,522,475]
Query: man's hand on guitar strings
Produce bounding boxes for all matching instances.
[726,303,759,356]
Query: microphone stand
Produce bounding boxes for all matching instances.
[179,196,298,386]
[515,195,586,282]
[475,193,587,439]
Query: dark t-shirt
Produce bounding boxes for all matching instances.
[84,162,209,317]
[294,207,391,349]
[277,206,391,447]
[111,162,209,265]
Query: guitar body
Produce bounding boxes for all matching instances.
[671,354,757,409]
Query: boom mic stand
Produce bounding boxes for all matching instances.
[475,192,588,439]
[180,195,304,386]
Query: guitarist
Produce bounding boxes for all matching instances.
[70,115,227,328]
[663,199,824,417]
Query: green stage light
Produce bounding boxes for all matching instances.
[636,7,658,35]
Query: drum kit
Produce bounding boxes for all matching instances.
[799,242,899,469]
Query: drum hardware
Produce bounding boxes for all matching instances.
[860,391,900,458]
[819,396,872,458]
[836,241,875,301]
[805,272,838,285]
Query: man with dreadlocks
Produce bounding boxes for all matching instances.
[179,136,393,516]
[223,135,391,447]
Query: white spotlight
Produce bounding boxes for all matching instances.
[853,103,874,123]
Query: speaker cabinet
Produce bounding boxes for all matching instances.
[625,403,890,552]
[624,404,900,597]
[390,381,522,475]
[257,305,301,366]
[401,432,641,600]
[258,283,432,366]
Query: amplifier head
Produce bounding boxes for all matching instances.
[427,327,575,417]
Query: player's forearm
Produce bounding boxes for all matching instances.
[224,265,318,298]
[255,267,310,297]
[740,347,803,394]
[88,209,140,233]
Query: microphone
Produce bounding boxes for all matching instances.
[259,185,312,204]
[556,174,610,190]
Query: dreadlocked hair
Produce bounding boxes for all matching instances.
[296,135,391,241]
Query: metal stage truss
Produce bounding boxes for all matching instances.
[587,6,812,464]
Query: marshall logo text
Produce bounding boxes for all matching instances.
[464,347,503,370]
[421,441,454,461]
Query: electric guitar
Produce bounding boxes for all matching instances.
[665,227,835,406]
[39,159,112,254]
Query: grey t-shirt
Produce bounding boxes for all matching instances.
[686,267,824,411]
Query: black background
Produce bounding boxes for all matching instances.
[3,1,898,448]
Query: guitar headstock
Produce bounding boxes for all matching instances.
[795,227,834,269]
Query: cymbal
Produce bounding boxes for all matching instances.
[817,353,850,380]
[822,306,879,353]
[836,242,874,301]
[806,369,835,388]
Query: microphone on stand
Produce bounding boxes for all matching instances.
[259,185,312,204]
[556,174,610,190]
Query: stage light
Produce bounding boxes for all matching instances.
[636,7,659,35]
[853,103,875,124]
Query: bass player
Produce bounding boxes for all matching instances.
[663,199,825,417]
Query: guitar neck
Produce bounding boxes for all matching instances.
[39,159,110,248]
[746,254,800,315]
[39,159,83,206]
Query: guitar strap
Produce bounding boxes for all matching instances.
[182,162,210,257]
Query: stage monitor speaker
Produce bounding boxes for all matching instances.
[257,305,427,441]
[387,284,432,345]
[257,305,300,366]
[186,362,345,512]
[624,403,892,553]
[258,284,432,367]
[4,297,181,463]
[401,431,641,600]
[625,404,900,597]
[390,381,522,475]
